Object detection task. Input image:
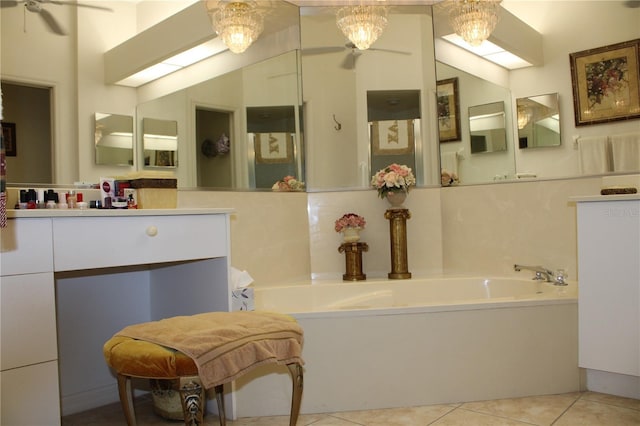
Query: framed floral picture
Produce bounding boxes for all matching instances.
[436,78,461,142]
[370,119,415,155]
[570,39,640,126]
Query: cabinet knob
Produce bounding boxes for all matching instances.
[146,226,158,237]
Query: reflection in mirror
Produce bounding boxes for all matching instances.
[367,90,419,176]
[94,113,133,166]
[517,93,560,149]
[468,102,506,154]
[436,61,515,184]
[136,50,302,189]
[142,118,178,168]
[247,105,300,189]
[301,6,439,191]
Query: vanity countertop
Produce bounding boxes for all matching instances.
[570,194,640,203]
[7,207,234,218]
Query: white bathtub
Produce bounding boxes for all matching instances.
[232,277,580,418]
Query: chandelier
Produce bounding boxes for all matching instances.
[336,5,389,50]
[209,1,264,54]
[517,105,531,129]
[448,0,502,47]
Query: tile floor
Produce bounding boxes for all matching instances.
[62,391,640,425]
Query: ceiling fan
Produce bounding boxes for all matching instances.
[0,0,113,35]
[302,42,411,70]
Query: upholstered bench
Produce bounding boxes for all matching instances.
[103,311,304,426]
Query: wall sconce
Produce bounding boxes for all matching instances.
[335,4,388,50]
[208,1,264,54]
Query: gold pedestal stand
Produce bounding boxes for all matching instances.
[384,208,411,279]
[338,242,369,281]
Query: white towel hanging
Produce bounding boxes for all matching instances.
[610,133,640,172]
[441,151,458,175]
[576,136,609,175]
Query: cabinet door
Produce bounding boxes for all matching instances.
[1,273,58,370]
[577,200,640,376]
[1,361,61,425]
[0,218,53,276]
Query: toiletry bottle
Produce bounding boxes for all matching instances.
[67,190,77,209]
[127,193,137,209]
[19,190,28,209]
[27,189,37,209]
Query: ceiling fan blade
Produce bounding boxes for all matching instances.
[368,47,411,55]
[39,7,67,35]
[46,0,113,12]
[341,53,357,70]
[302,46,346,56]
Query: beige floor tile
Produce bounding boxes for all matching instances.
[580,391,640,411]
[460,394,579,425]
[430,408,532,425]
[554,398,640,426]
[230,413,330,426]
[330,404,457,426]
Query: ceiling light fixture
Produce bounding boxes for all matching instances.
[336,5,388,50]
[209,1,264,54]
[448,0,502,47]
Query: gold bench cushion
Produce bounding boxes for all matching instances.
[104,335,198,378]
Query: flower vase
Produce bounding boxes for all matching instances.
[342,227,361,243]
[385,191,407,209]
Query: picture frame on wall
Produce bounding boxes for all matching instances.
[370,119,415,155]
[2,122,16,156]
[570,39,640,126]
[436,78,461,142]
[254,132,294,164]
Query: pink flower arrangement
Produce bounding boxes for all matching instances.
[272,176,305,192]
[371,163,416,198]
[334,213,366,232]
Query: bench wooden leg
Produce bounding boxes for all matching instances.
[287,363,304,426]
[214,384,226,426]
[179,377,205,426]
[117,374,137,426]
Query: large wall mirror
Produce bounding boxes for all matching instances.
[516,93,561,149]
[142,118,178,168]
[94,113,134,166]
[436,61,515,184]
[469,102,507,154]
[136,49,302,189]
[301,6,440,191]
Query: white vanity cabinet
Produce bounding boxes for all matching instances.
[1,218,60,425]
[575,196,640,398]
[0,209,233,425]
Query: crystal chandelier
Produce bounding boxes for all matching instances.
[209,1,264,54]
[336,5,389,50]
[517,105,531,129]
[448,0,502,47]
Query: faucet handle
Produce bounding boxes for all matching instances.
[533,271,546,281]
[554,269,568,286]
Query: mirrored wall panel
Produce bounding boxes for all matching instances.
[517,93,561,149]
[94,112,133,166]
[469,102,507,154]
[143,118,178,168]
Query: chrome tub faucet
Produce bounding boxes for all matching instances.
[514,264,568,286]
[514,264,557,284]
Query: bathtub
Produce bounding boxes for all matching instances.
[232,277,579,418]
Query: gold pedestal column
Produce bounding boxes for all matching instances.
[384,208,411,279]
[338,242,369,281]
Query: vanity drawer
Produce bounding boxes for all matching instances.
[52,214,228,271]
[0,218,54,276]
[1,272,58,371]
